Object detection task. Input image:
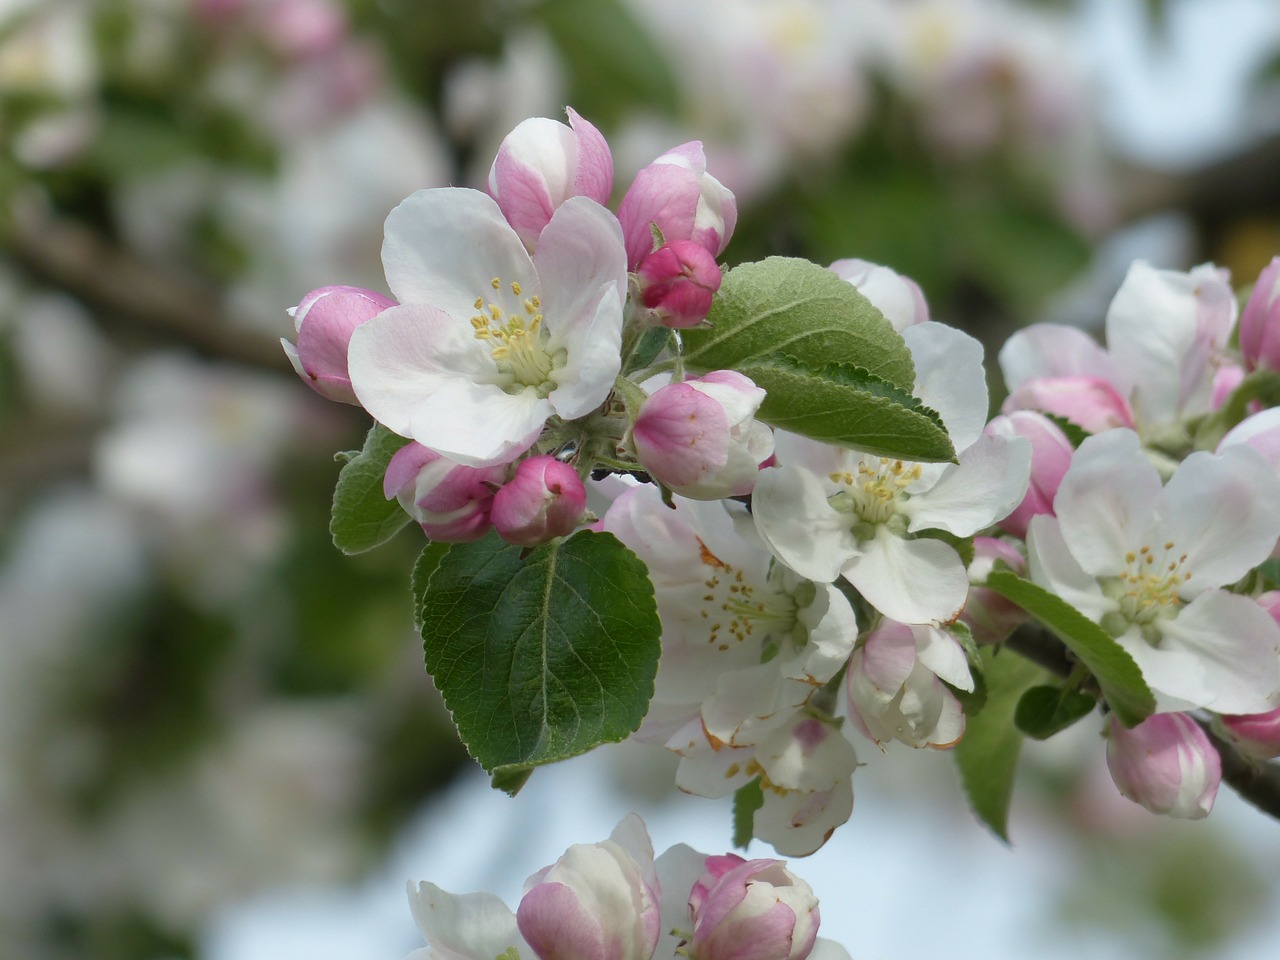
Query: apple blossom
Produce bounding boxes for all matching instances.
[347,188,628,466]
[845,619,971,750]
[999,261,1235,440]
[631,371,774,500]
[1218,593,1280,759]
[686,856,820,960]
[491,455,587,546]
[753,322,1031,624]
[516,814,661,960]
[406,882,534,960]
[634,239,722,328]
[281,284,394,404]
[828,258,928,332]
[617,141,737,271]
[1239,256,1280,372]
[1105,713,1221,820]
[984,410,1073,539]
[384,442,507,543]
[1027,428,1280,714]
[488,107,614,251]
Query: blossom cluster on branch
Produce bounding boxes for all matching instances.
[284,108,1280,953]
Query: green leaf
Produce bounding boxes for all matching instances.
[330,424,413,555]
[983,572,1156,727]
[737,354,955,462]
[416,530,661,791]
[954,648,1046,841]
[732,777,764,850]
[1014,685,1098,740]
[683,258,916,390]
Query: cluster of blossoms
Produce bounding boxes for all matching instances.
[287,106,1280,892]
[407,814,847,960]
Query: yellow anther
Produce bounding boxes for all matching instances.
[491,277,501,289]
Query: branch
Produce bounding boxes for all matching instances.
[2,211,289,373]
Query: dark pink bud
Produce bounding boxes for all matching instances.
[985,411,1074,539]
[283,285,394,404]
[636,240,722,328]
[491,455,586,547]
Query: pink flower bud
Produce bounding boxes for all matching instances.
[828,259,929,332]
[984,411,1074,539]
[283,285,394,404]
[517,814,660,960]
[1211,363,1246,411]
[1106,713,1221,819]
[491,455,586,547]
[687,856,820,960]
[617,141,737,271]
[960,537,1029,644]
[488,107,613,251]
[384,442,506,543]
[1239,256,1280,372]
[631,372,774,500]
[635,240,722,328]
[1001,375,1135,434]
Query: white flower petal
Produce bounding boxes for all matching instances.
[1026,515,1117,623]
[753,780,854,857]
[382,188,536,314]
[407,882,531,960]
[408,379,549,466]
[915,625,973,691]
[752,466,858,582]
[904,433,1031,536]
[998,323,1124,391]
[903,321,988,452]
[535,196,627,338]
[1161,446,1280,592]
[548,282,623,420]
[1054,429,1159,577]
[847,531,968,624]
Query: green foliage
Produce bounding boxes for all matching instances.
[415,531,661,793]
[683,258,955,461]
[954,648,1047,841]
[1014,684,1098,740]
[732,777,765,850]
[984,572,1155,727]
[330,423,412,556]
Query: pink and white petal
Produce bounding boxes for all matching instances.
[536,196,628,339]
[567,107,613,204]
[846,531,968,624]
[998,323,1124,391]
[348,303,489,435]
[549,282,625,420]
[904,433,1031,536]
[1147,591,1280,714]
[856,622,919,699]
[752,466,859,582]
[382,188,536,314]
[914,625,973,691]
[408,380,548,467]
[1220,407,1280,470]
[753,780,854,857]
[903,321,988,453]
[1026,515,1117,623]
[1161,446,1280,592]
[407,882,531,960]
[617,162,700,268]
[1054,429,1158,577]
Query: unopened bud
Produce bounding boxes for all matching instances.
[1106,713,1221,819]
[283,285,393,404]
[491,455,587,547]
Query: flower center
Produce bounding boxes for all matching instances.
[698,539,797,653]
[828,458,922,534]
[470,277,558,389]
[1099,541,1191,643]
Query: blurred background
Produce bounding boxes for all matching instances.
[4,1,1280,958]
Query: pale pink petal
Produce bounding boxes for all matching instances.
[567,107,613,204]
[998,323,1123,391]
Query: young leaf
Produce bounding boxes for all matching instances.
[416,530,661,793]
[983,571,1156,728]
[732,777,765,850]
[682,257,916,390]
[330,423,412,555]
[1013,685,1098,740]
[954,648,1046,841]
[738,354,955,462]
